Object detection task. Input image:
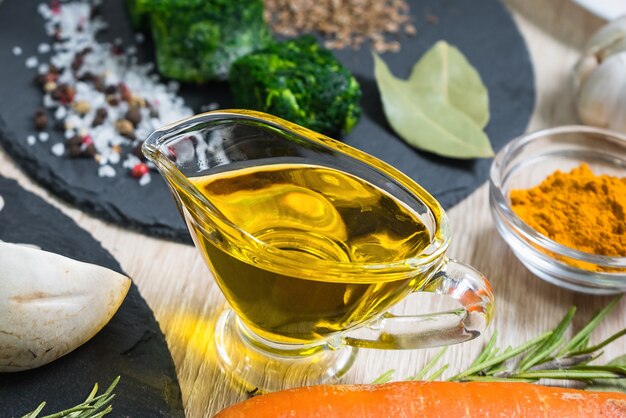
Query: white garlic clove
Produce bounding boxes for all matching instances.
[0,241,131,372]
[574,16,626,89]
[583,15,626,59]
[577,52,626,133]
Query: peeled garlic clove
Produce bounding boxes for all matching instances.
[577,52,626,133]
[0,241,131,372]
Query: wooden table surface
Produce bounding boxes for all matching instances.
[1,1,624,416]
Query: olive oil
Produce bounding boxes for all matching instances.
[184,163,433,344]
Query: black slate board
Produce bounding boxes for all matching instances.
[0,0,534,242]
[0,176,184,418]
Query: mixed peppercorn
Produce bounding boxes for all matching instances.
[21,0,192,184]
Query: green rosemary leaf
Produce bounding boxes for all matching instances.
[527,353,597,371]
[572,335,590,352]
[514,369,624,380]
[83,406,112,418]
[485,359,513,376]
[372,369,395,384]
[559,296,622,356]
[23,377,119,418]
[587,355,626,393]
[519,307,576,371]
[39,405,94,418]
[573,364,626,375]
[468,332,498,370]
[74,395,116,418]
[485,346,513,374]
[21,403,46,418]
[568,328,626,356]
[448,332,552,381]
[408,347,448,381]
[460,376,536,383]
[426,364,449,381]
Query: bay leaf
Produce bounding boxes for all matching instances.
[407,41,490,128]
[373,52,494,159]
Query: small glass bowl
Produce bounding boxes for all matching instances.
[489,125,626,294]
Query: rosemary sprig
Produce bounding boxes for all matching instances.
[559,296,621,356]
[372,369,395,384]
[517,306,576,371]
[447,332,551,381]
[21,376,119,418]
[447,296,626,385]
[375,296,625,388]
[407,347,448,381]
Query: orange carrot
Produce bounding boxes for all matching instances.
[214,381,626,418]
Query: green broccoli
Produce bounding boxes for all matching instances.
[229,36,362,136]
[134,0,272,82]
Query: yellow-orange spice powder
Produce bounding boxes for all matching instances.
[510,164,626,261]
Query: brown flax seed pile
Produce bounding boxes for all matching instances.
[264,0,415,52]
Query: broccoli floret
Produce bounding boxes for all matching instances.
[229,36,362,137]
[135,0,272,82]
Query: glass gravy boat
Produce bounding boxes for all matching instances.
[143,110,494,391]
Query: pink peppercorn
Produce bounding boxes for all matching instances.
[50,0,61,15]
[131,163,149,178]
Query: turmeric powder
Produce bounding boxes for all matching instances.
[510,164,626,260]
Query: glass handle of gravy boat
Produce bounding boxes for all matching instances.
[342,258,495,350]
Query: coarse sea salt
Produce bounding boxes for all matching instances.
[55,106,67,120]
[51,143,65,156]
[12,46,23,56]
[98,164,116,178]
[139,172,151,186]
[38,63,50,74]
[25,0,193,180]
[108,152,121,165]
[25,56,39,68]
[37,43,51,54]
[38,132,50,142]
[27,135,37,146]
[0,195,4,212]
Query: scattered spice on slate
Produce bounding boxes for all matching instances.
[264,0,415,52]
[38,43,51,54]
[25,56,39,68]
[425,14,439,25]
[130,162,149,178]
[34,108,48,130]
[115,119,135,139]
[125,108,142,127]
[20,0,193,184]
[91,107,107,127]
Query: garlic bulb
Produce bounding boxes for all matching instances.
[0,242,130,372]
[574,16,626,133]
